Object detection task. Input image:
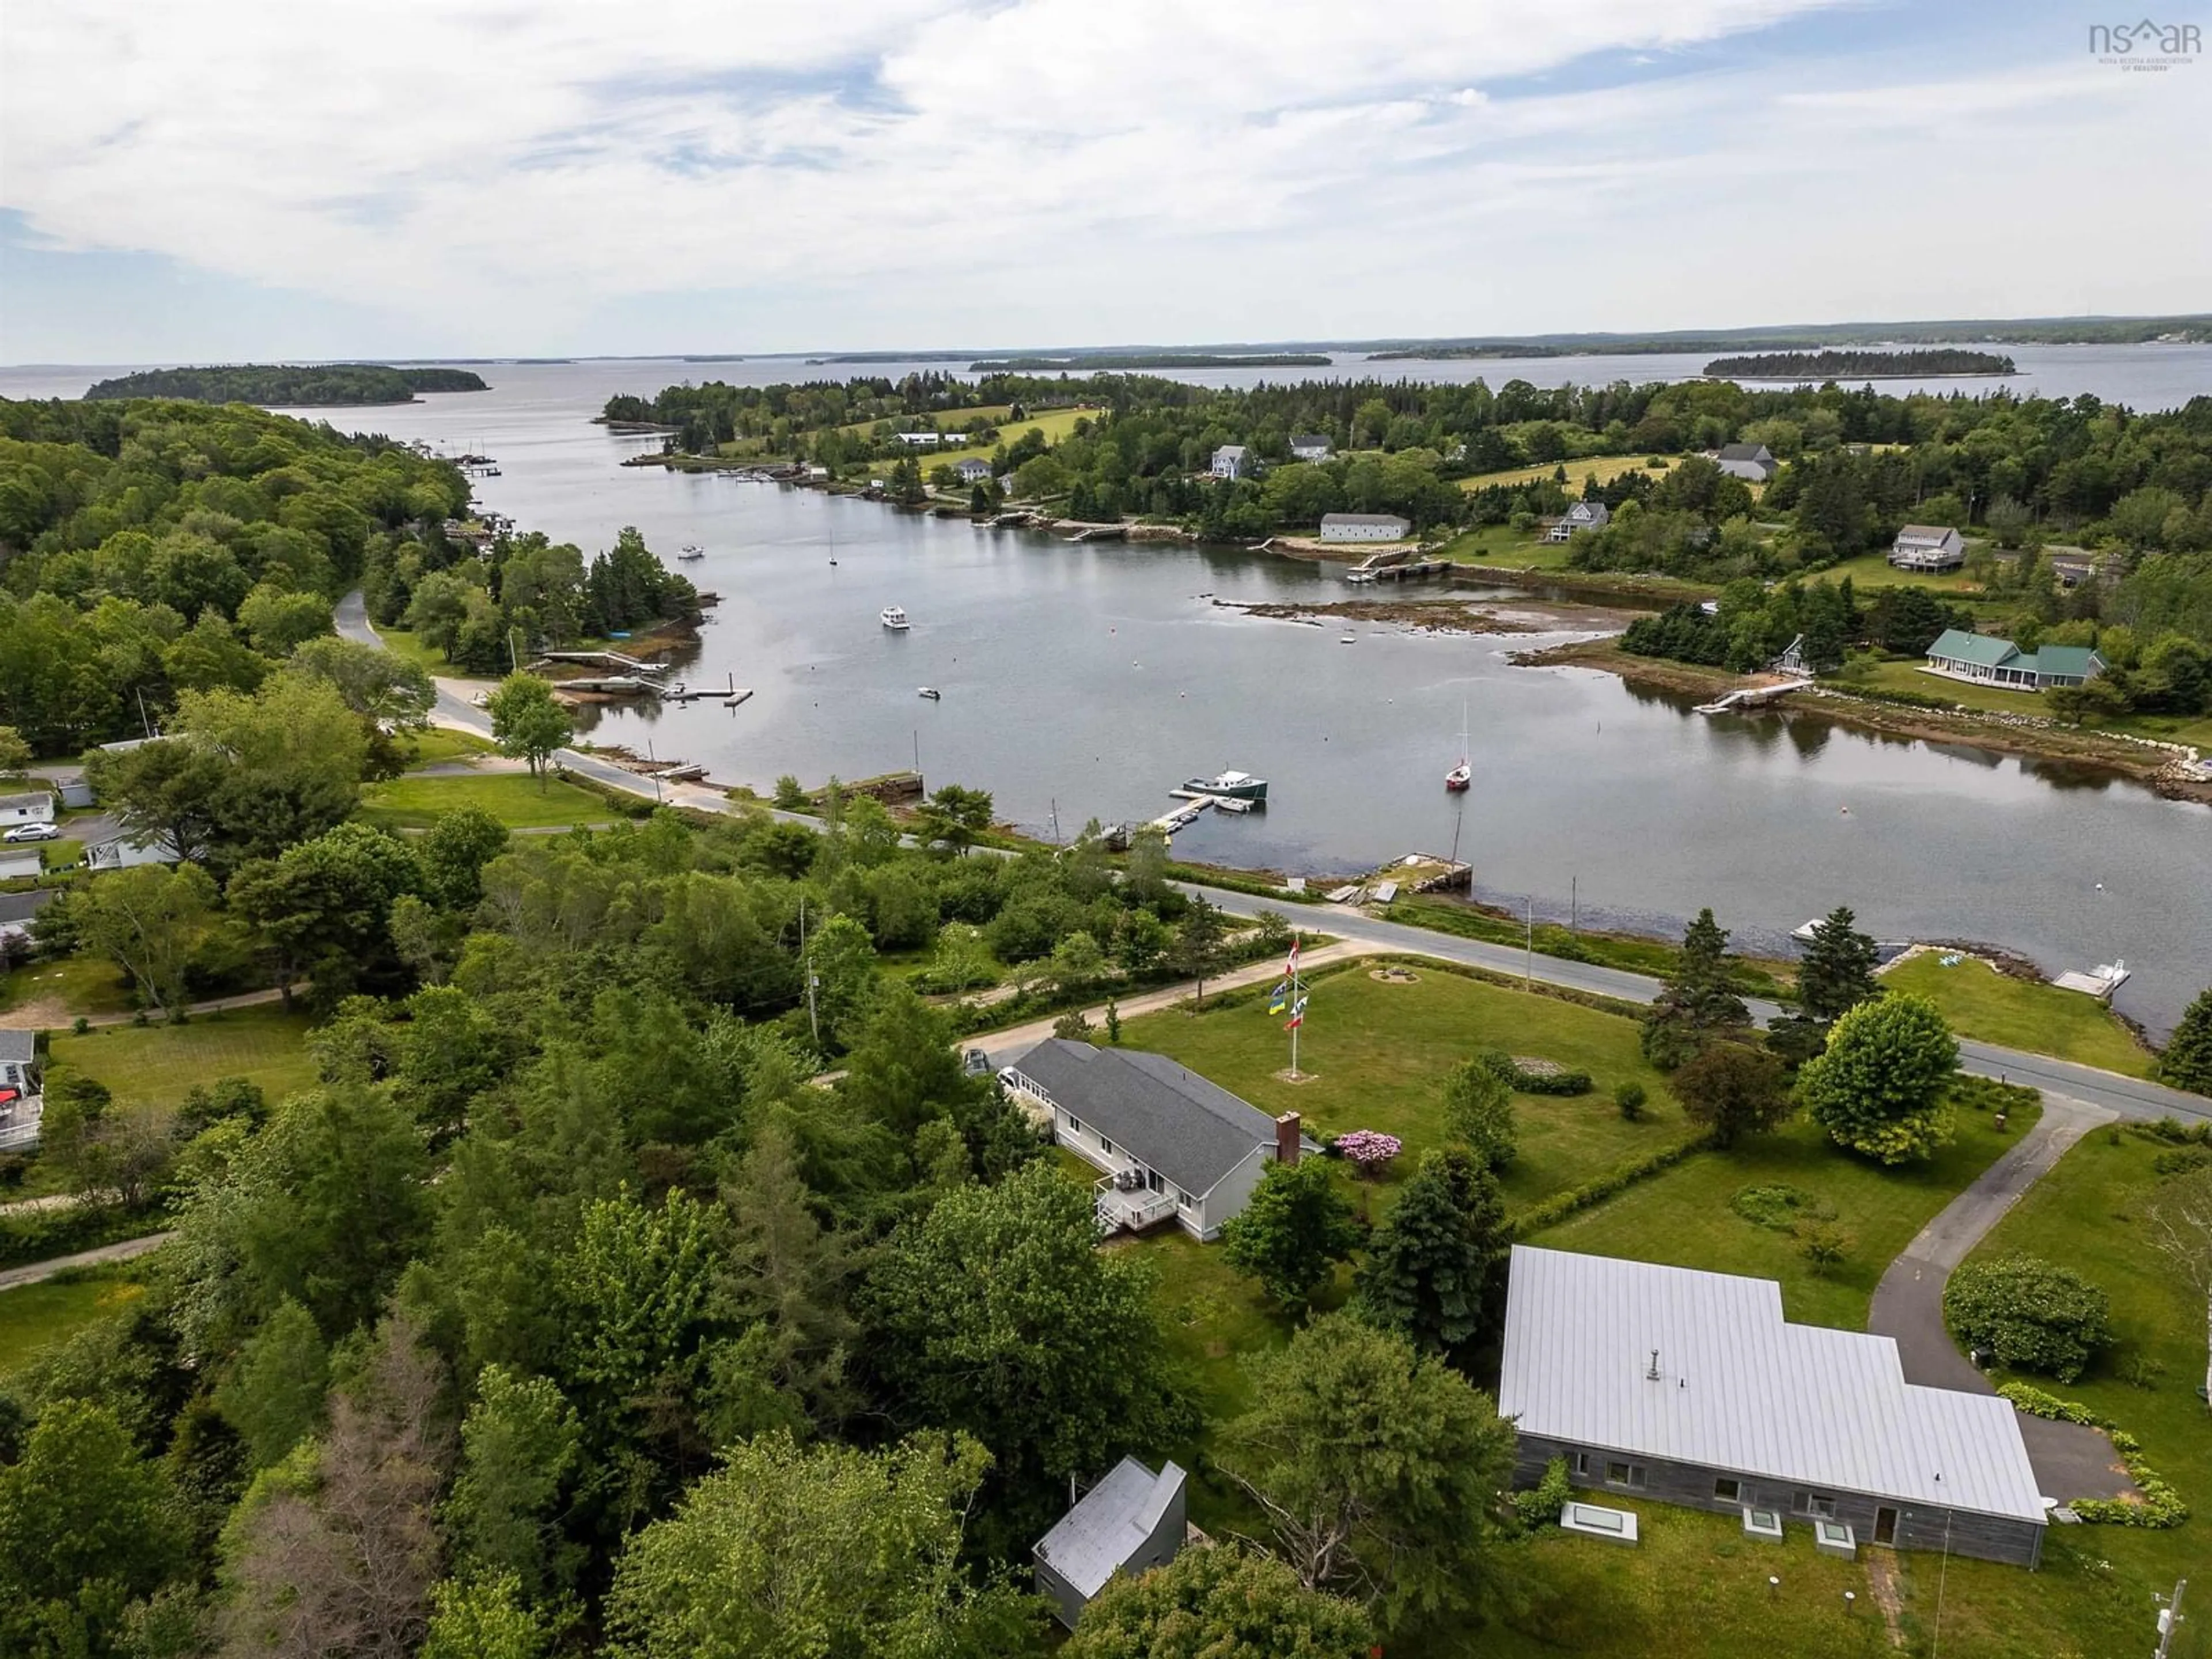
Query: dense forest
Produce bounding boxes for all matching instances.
[0,745,1537,1656]
[0,398,695,749]
[968,353,1331,370]
[85,367,490,406]
[1702,349,2016,378]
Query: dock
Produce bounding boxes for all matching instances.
[537,649,669,676]
[1694,678,1814,715]
[1345,558,1449,586]
[2053,960,2130,1000]
[553,676,662,696]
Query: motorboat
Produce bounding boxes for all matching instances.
[880,605,910,630]
[1183,769,1267,803]
[918,687,941,700]
[677,543,705,561]
[1339,633,1357,644]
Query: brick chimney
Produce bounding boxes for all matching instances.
[1274,1112,1301,1165]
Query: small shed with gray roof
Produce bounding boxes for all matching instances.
[1499,1247,2047,1566]
[1033,1456,1187,1627]
[1001,1040,1307,1238]
[0,791,54,827]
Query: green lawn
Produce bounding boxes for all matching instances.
[1850,657,2051,715]
[1533,1088,2041,1330]
[47,1003,319,1114]
[1435,522,1578,570]
[1823,549,1988,593]
[0,950,138,1018]
[369,626,484,682]
[1116,965,1688,1212]
[1930,1128,2211,1659]
[0,1267,147,1376]
[1883,953,2153,1077]
[904,405,1100,471]
[361,772,616,831]
[402,726,499,767]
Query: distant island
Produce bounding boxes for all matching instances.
[968,353,1331,372]
[1703,349,2017,380]
[1367,345,1564,361]
[82,363,490,405]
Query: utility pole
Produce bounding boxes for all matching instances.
[1524,896,1534,986]
[1570,874,1578,935]
[2154,1578,2187,1659]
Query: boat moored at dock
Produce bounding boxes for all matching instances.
[1181,769,1267,803]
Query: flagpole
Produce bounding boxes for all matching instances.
[1290,932,1301,1078]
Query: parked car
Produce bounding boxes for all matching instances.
[963,1048,991,1076]
[2,823,59,843]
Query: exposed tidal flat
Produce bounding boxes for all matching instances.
[10,355,2206,1039]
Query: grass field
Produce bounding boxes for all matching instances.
[0,1267,147,1376]
[47,1003,319,1113]
[1116,966,1688,1213]
[1434,522,1580,570]
[1850,657,2051,715]
[1533,1089,2041,1330]
[1823,549,1988,593]
[402,726,499,767]
[916,405,1101,471]
[1929,1128,2211,1659]
[368,626,486,682]
[0,950,138,1017]
[1882,953,2153,1077]
[1457,454,1679,493]
[361,772,616,831]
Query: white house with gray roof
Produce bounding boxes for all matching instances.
[1209,444,1251,480]
[1318,512,1411,543]
[1033,1456,1187,1628]
[1290,433,1332,461]
[1891,525,1967,571]
[0,791,54,827]
[1499,1247,2047,1566]
[1714,442,1777,482]
[1001,1039,1306,1238]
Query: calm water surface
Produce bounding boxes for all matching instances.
[5,358,2208,1036]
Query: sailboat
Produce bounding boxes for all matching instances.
[1444,698,1471,792]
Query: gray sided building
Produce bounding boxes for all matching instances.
[1499,1247,2046,1567]
[1033,1457,1187,1628]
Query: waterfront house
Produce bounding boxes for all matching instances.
[1000,1039,1308,1239]
[0,791,54,827]
[1891,525,1967,572]
[1318,512,1412,543]
[1290,433,1332,462]
[1499,1247,2047,1567]
[1923,628,2104,691]
[955,458,994,483]
[1544,500,1611,543]
[1033,1457,1187,1628]
[1210,445,1251,480]
[1714,442,1777,483]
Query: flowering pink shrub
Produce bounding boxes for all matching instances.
[1334,1129,1402,1177]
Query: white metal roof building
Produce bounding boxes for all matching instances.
[1499,1247,2046,1565]
[1032,1457,1186,1627]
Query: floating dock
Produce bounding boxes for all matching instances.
[1345,558,1449,585]
[1694,678,1814,715]
[537,650,669,676]
[2053,960,2130,1000]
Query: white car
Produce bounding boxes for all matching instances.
[2,823,60,843]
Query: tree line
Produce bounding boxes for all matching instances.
[84,366,490,405]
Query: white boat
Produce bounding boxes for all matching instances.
[677,543,704,561]
[880,605,910,630]
[918,687,941,700]
[1339,633,1357,644]
[1445,697,1471,791]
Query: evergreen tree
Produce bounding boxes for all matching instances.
[2160,984,2212,1096]
[1354,1149,1506,1354]
[1798,905,1881,1023]
[1640,907,1750,1069]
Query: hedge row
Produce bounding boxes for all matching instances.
[1508,1133,1717,1238]
[0,1205,165,1271]
[1997,1384,2189,1527]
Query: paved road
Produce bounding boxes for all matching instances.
[1866,1093,2136,1502]
[0,1230,173,1292]
[339,592,2212,1131]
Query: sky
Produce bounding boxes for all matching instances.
[1,0,2206,363]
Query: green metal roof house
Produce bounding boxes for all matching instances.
[1923,628,2104,691]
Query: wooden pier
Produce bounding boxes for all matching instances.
[537,649,669,675]
[1694,678,1814,715]
[1344,558,1449,585]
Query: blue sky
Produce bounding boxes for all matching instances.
[2,0,2205,363]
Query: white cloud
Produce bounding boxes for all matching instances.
[1,0,2205,356]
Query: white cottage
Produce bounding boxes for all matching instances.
[1000,1039,1307,1238]
[1210,445,1251,480]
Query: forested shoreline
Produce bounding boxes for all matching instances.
[1702,349,2016,378]
[85,366,490,406]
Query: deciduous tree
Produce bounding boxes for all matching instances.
[70,859,217,1017]
[1065,1544,1372,1659]
[1221,1157,1361,1314]
[1440,1058,1516,1170]
[486,673,574,785]
[1673,1041,1793,1149]
[1223,1313,1516,1633]
[1800,992,1959,1164]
